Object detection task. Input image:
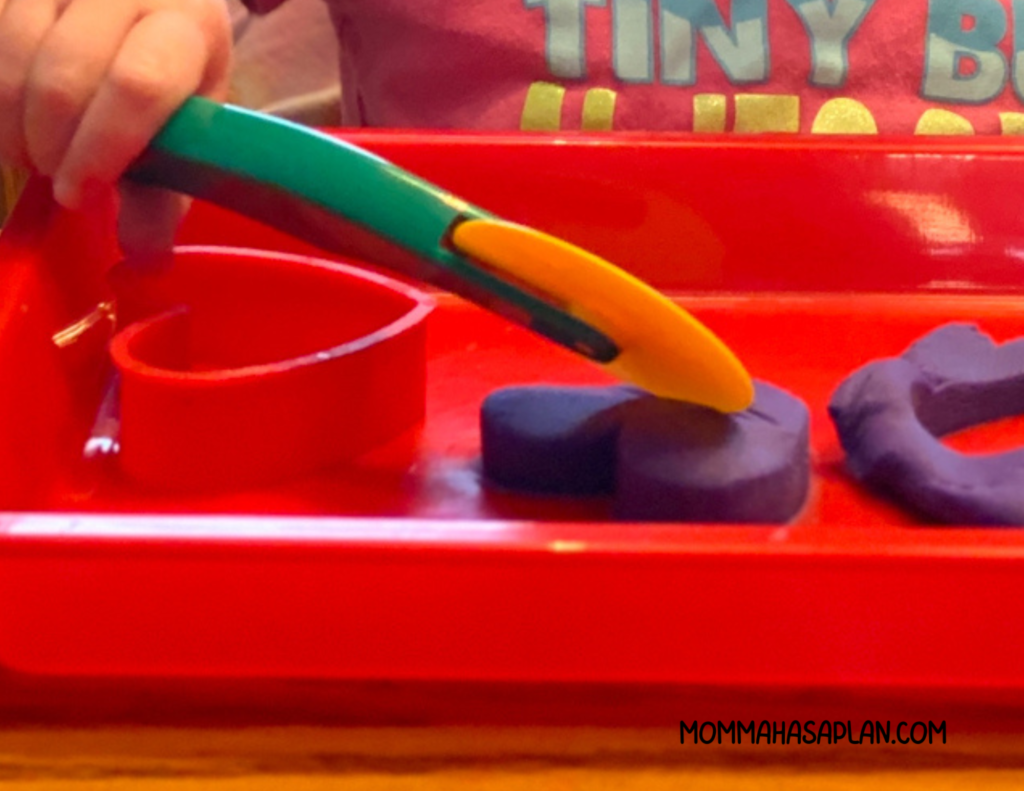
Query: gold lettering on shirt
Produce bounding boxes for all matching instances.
[734,95,800,133]
[581,88,617,131]
[1000,113,1024,135]
[521,82,566,131]
[915,109,974,135]
[516,85,1021,135]
[693,94,727,132]
[811,98,878,134]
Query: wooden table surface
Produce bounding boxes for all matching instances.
[2,725,1024,789]
[3,675,1021,788]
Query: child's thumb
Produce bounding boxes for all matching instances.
[116,181,190,262]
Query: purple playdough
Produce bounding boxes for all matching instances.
[480,385,642,494]
[829,323,1024,526]
[614,382,811,523]
[480,381,810,523]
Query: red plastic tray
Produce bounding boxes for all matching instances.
[3,133,1024,724]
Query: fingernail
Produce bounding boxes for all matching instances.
[54,177,109,211]
[52,177,81,210]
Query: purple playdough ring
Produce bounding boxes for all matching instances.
[480,381,810,524]
[829,323,1024,526]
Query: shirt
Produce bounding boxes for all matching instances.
[245,0,1024,135]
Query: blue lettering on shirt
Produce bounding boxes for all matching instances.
[660,0,770,86]
[525,0,606,79]
[785,0,877,87]
[922,0,1009,103]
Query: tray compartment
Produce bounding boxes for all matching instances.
[3,135,1024,710]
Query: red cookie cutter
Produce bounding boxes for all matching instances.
[108,247,433,490]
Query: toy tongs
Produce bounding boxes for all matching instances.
[128,97,754,412]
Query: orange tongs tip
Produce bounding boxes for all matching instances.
[451,219,754,412]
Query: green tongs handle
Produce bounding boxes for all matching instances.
[127,97,618,363]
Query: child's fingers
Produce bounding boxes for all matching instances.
[183,0,233,97]
[0,0,60,166]
[52,7,226,209]
[117,180,191,260]
[23,0,147,178]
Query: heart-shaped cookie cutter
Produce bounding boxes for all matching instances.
[108,246,433,490]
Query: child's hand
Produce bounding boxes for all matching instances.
[0,0,233,255]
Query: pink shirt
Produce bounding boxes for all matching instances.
[247,0,1024,135]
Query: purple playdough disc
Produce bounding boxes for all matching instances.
[614,382,811,523]
[480,381,810,523]
[480,385,643,494]
[829,323,1024,526]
